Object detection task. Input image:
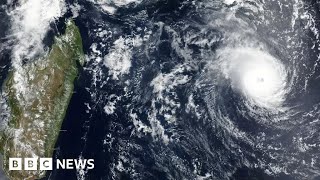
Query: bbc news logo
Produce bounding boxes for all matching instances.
[9,158,94,171]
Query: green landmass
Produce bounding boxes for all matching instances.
[0,20,84,180]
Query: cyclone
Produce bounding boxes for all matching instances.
[219,47,288,109]
[1,0,320,180]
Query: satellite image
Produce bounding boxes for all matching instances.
[0,0,320,179]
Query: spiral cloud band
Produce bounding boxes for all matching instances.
[219,47,288,109]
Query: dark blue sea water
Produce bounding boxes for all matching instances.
[43,0,320,179]
[1,0,320,180]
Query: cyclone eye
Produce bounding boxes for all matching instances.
[220,47,288,108]
[257,77,264,82]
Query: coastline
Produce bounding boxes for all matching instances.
[0,154,8,180]
[0,20,84,180]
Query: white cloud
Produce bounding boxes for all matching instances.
[8,0,66,61]
[103,37,132,80]
[6,0,66,98]
[89,0,142,14]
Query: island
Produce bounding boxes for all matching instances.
[0,20,84,180]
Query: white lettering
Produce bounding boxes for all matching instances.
[66,159,73,169]
[56,159,65,169]
[74,159,87,169]
[8,158,95,170]
[87,159,94,170]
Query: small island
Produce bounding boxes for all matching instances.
[0,20,84,180]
